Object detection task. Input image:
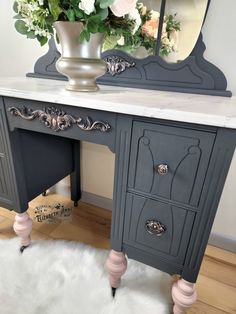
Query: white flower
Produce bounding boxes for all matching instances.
[38,0,44,5]
[110,0,136,17]
[117,35,125,46]
[79,0,95,15]
[137,2,147,15]
[128,8,142,34]
[162,37,170,45]
[150,10,160,20]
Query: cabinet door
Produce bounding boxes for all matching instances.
[128,122,216,207]
[0,106,16,209]
[123,193,195,265]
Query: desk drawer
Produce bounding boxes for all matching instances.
[4,97,116,151]
[128,121,216,207]
[123,193,195,265]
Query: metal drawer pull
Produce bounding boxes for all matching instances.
[155,164,169,176]
[145,220,166,236]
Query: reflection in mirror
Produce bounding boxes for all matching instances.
[102,1,162,58]
[160,0,208,63]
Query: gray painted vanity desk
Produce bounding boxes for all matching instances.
[0,77,236,312]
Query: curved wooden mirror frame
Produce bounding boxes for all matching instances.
[27,0,231,97]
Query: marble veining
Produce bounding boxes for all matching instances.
[0,77,236,129]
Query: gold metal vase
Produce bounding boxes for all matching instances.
[54,21,106,92]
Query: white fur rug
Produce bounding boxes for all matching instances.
[0,238,172,314]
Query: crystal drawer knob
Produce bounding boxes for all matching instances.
[145,220,166,236]
[155,164,169,176]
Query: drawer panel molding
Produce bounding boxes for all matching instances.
[124,193,195,264]
[8,106,111,133]
[129,122,216,207]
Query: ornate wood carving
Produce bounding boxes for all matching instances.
[9,106,111,133]
[104,56,135,76]
[27,33,231,97]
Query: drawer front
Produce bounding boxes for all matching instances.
[4,97,117,152]
[123,193,195,264]
[0,106,16,208]
[128,121,216,207]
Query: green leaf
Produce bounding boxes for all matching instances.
[37,35,48,46]
[79,29,90,42]
[66,9,75,21]
[48,0,63,21]
[71,0,78,6]
[13,1,18,13]
[97,7,108,20]
[87,15,101,33]
[13,13,22,19]
[74,9,84,18]
[98,23,107,33]
[15,20,28,35]
[103,34,120,50]
[99,0,114,9]
[26,31,36,39]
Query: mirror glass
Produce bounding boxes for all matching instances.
[160,0,208,63]
[102,0,162,58]
[102,0,208,61]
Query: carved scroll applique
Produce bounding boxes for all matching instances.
[104,56,135,76]
[9,106,111,133]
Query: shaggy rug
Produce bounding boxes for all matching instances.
[0,238,172,314]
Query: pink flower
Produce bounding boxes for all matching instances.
[142,19,159,39]
[110,0,137,17]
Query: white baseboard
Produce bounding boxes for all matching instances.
[208,233,236,253]
[51,181,112,210]
[52,181,236,252]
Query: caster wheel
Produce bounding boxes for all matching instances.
[20,245,29,253]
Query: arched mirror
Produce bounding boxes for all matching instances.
[28,0,231,97]
[158,0,208,63]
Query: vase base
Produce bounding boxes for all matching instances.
[65,82,100,92]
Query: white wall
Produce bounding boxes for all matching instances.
[0,0,235,243]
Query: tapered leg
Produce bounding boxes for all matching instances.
[13,212,33,253]
[172,278,197,314]
[105,249,127,297]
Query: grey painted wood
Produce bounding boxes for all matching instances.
[4,97,117,153]
[1,92,236,285]
[26,0,231,97]
[70,141,81,204]
[16,129,75,202]
[182,128,236,281]
[0,99,18,210]
[123,193,195,263]
[128,121,216,207]
[110,114,133,251]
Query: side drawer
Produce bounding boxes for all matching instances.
[128,121,216,207]
[0,105,16,209]
[4,97,117,152]
[123,193,195,265]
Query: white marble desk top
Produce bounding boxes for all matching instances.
[0,77,236,129]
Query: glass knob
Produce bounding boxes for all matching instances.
[155,164,169,176]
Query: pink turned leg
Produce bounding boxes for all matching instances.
[13,212,33,253]
[105,249,127,297]
[172,278,197,314]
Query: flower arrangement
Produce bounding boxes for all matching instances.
[13,0,138,45]
[104,3,181,56]
[13,0,180,56]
